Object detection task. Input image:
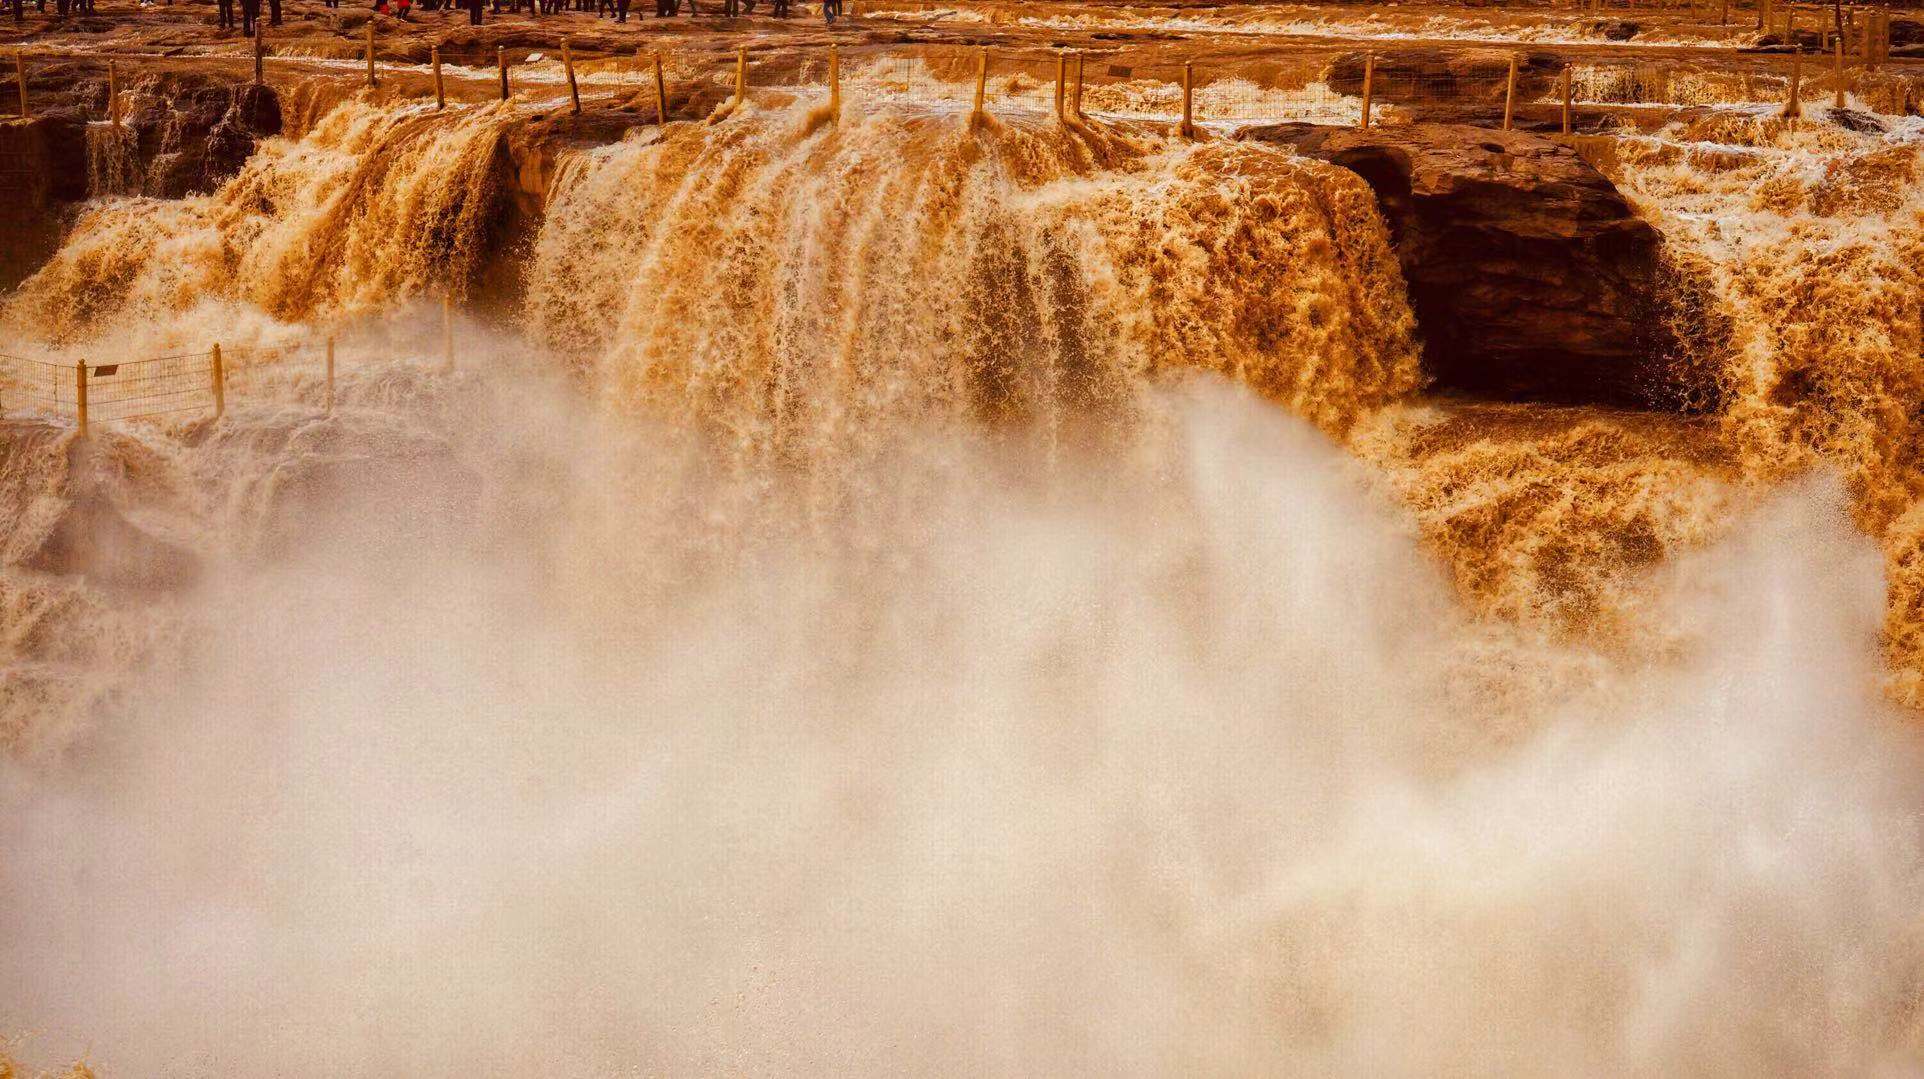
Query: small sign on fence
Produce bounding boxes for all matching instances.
[1106,64,1132,78]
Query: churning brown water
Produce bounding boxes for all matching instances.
[4,82,1924,1075]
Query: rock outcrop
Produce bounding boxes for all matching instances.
[0,111,89,291]
[0,424,198,593]
[110,76,282,198]
[1242,122,1682,407]
[0,75,279,288]
[1585,18,1643,40]
[1748,28,1830,52]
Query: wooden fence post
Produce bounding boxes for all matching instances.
[654,51,668,124]
[325,335,336,413]
[1072,50,1084,118]
[210,344,226,418]
[365,21,376,88]
[107,60,117,126]
[14,52,25,118]
[971,46,987,124]
[1359,52,1374,129]
[1180,60,1195,138]
[1054,51,1065,122]
[1502,53,1518,130]
[1785,39,1803,117]
[73,361,87,436]
[254,24,264,85]
[731,46,746,110]
[828,44,840,116]
[1834,33,1846,107]
[1561,64,1573,133]
[563,39,580,114]
[498,46,510,101]
[432,45,444,109]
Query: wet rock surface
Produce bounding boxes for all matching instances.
[1243,122,1681,407]
[18,485,200,592]
[113,76,283,197]
[1585,18,1642,41]
[0,75,278,286]
[1747,28,1829,53]
[0,425,199,593]
[0,111,88,290]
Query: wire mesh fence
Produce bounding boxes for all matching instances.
[73,352,214,422]
[0,340,337,430]
[0,353,68,417]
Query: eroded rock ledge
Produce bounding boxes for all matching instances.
[0,74,281,290]
[1243,122,1683,408]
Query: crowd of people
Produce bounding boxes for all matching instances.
[396,0,844,25]
[213,0,280,33]
[450,0,842,24]
[7,0,841,26]
[9,0,100,21]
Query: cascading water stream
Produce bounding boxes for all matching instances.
[4,99,515,350]
[526,104,1421,468]
[5,83,1924,1076]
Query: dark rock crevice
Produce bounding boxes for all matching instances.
[104,75,284,197]
[1243,122,1698,409]
[0,110,88,292]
